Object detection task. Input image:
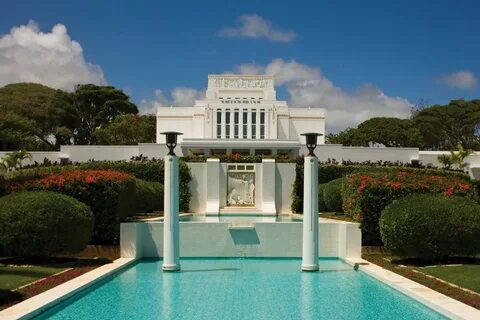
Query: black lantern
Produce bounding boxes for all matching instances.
[300,132,323,157]
[161,131,183,156]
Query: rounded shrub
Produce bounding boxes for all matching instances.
[323,178,343,212]
[0,191,94,257]
[380,194,480,260]
[318,183,328,212]
[135,179,164,213]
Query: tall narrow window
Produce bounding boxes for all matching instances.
[225,109,231,139]
[234,109,239,139]
[251,110,256,139]
[260,109,265,139]
[216,110,222,139]
[242,109,248,139]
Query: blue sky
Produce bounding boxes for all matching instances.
[1,0,479,131]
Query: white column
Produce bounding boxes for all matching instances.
[205,158,220,215]
[261,159,276,214]
[247,109,252,139]
[163,155,180,272]
[221,110,226,139]
[302,156,319,271]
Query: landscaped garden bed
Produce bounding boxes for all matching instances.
[362,252,480,310]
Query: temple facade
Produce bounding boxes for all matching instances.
[156,74,325,157]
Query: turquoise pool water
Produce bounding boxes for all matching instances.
[36,259,446,320]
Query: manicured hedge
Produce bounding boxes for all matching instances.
[343,171,477,245]
[6,170,136,245]
[135,179,163,213]
[318,183,327,212]
[291,161,470,213]
[380,194,480,260]
[323,178,343,212]
[0,191,94,257]
[4,159,192,212]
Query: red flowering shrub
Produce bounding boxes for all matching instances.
[343,171,477,245]
[7,170,136,245]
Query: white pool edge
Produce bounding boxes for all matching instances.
[0,257,136,320]
[345,258,480,320]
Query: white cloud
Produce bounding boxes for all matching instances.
[438,70,478,90]
[139,87,205,114]
[218,14,296,43]
[0,20,105,91]
[235,59,412,132]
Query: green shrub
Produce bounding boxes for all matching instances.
[0,191,94,257]
[6,170,136,245]
[318,183,327,212]
[291,161,470,213]
[4,160,192,212]
[380,194,480,260]
[343,171,477,245]
[323,178,343,212]
[135,179,164,213]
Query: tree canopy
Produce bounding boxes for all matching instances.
[71,84,138,145]
[94,114,156,145]
[327,117,422,147]
[328,99,480,150]
[0,83,139,150]
[0,83,74,150]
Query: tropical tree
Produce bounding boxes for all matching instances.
[0,83,74,150]
[327,117,421,147]
[71,84,138,145]
[0,150,32,171]
[412,99,480,150]
[437,145,474,170]
[94,114,156,145]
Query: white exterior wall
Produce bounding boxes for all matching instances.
[59,145,140,162]
[0,151,61,166]
[342,147,419,163]
[120,220,361,259]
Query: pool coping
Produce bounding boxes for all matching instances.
[345,257,480,320]
[1,256,478,320]
[0,257,136,320]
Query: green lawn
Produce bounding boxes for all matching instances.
[0,265,66,290]
[421,264,480,294]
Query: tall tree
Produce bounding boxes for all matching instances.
[94,114,156,145]
[327,117,421,147]
[0,83,74,150]
[412,99,480,150]
[71,84,138,145]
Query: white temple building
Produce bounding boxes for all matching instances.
[156,74,325,157]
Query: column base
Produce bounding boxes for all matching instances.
[301,264,319,272]
[162,264,181,272]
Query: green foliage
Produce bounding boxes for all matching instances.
[291,161,470,213]
[437,145,474,170]
[135,179,164,213]
[0,150,32,171]
[343,171,477,245]
[94,114,156,145]
[0,191,94,257]
[380,194,480,260]
[326,117,422,147]
[3,159,192,212]
[412,99,480,150]
[0,83,73,150]
[71,84,138,145]
[318,183,327,212]
[323,178,344,212]
[6,170,136,245]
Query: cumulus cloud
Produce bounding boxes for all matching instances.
[218,14,296,43]
[139,87,205,114]
[0,20,105,91]
[235,59,412,132]
[438,70,478,90]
